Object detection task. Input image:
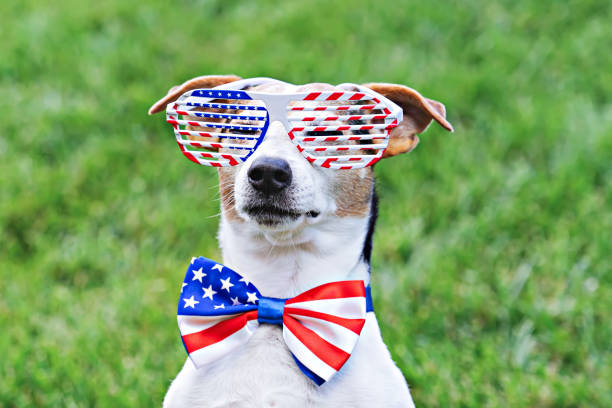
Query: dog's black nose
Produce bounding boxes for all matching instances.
[248,157,292,194]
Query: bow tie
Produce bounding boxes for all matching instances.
[177,256,373,385]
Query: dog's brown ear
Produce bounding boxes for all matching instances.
[362,83,453,158]
[148,74,242,115]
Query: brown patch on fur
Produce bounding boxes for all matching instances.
[148,75,242,115]
[217,167,243,222]
[334,167,374,217]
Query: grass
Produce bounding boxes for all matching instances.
[1,0,611,406]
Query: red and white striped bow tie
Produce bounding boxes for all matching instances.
[177,256,371,385]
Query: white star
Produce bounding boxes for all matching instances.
[202,285,217,300]
[190,257,197,264]
[246,292,259,304]
[226,92,231,98]
[181,282,187,291]
[192,267,206,283]
[231,297,241,306]
[239,276,252,286]
[214,304,225,310]
[183,296,199,309]
[217,92,222,96]
[211,264,224,272]
[220,277,234,292]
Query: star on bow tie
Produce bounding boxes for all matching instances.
[177,256,372,385]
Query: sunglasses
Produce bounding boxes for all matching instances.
[165,82,402,169]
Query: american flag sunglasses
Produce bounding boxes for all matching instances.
[165,85,403,169]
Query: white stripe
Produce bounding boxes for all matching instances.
[283,326,336,381]
[177,314,227,336]
[286,297,366,320]
[290,314,360,354]
[188,320,258,368]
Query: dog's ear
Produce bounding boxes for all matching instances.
[362,83,453,158]
[148,74,242,115]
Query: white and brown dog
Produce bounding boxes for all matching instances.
[149,75,452,408]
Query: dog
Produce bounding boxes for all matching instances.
[149,75,452,407]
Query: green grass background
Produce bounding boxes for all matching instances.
[1,0,611,406]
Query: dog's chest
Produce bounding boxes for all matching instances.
[167,325,316,407]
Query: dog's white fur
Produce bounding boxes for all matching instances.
[151,77,451,407]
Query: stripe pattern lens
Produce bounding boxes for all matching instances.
[166,89,269,167]
[287,91,400,169]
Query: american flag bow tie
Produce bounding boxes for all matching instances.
[177,256,371,385]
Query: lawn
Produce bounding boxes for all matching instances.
[1,0,611,406]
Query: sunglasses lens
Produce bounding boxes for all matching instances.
[287,92,399,169]
[167,90,268,167]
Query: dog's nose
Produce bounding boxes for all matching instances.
[248,157,293,194]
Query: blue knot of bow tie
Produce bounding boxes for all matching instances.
[256,296,286,325]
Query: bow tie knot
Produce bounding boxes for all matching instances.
[177,256,372,385]
[257,296,286,325]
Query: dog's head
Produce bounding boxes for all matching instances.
[150,75,452,245]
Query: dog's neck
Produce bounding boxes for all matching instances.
[218,216,372,298]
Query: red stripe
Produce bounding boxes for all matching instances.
[348,93,365,100]
[325,137,338,141]
[286,281,365,304]
[337,106,349,111]
[366,156,382,166]
[337,147,349,151]
[179,131,189,136]
[182,311,257,353]
[291,107,304,111]
[304,92,321,100]
[362,104,375,110]
[182,151,200,164]
[283,315,350,371]
[210,162,222,167]
[306,156,316,163]
[314,126,326,132]
[284,307,365,334]
[349,157,361,161]
[302,117,316,122]
[360,125,374,130]
[326,92,343,101]
[199,132,211,137]
[303,137,315,142]
[348,115,361,121]
[221,154,239,166]
[321,158,337,168]
[314,107,326,111]
[314,147,326,152]
[339,166,353,170]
